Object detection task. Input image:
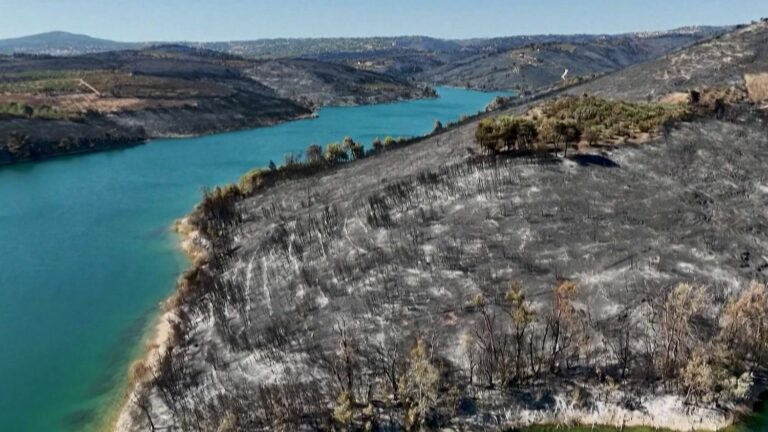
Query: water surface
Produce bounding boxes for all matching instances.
[0,87,506,431]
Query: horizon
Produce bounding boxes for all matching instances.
[0,22,742,44]
[1,0,767,41]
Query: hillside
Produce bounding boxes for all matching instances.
[243,58,436,106]
[305,28,726,87]
[0,46,429,164]
[415,32,722,92]
[117,22,768,432]
[0,27,725,76]
[564,19,768,103]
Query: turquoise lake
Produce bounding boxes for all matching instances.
[0,87,507,432]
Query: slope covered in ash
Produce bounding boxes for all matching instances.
[118,23,768,432]
[121,110,768,432]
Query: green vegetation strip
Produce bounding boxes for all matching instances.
[476,95,690,154]
[0,102,76,120]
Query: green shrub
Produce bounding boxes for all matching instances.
[476,118,501,153]
[238,168,270,194]
[583,125,603,145]
[324,142,348,164]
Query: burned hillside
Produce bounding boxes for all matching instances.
[117,22,768,432]
[117,100,768,430]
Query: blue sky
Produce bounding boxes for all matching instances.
[1,0,767,41]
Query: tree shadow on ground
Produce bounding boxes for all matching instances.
[570,153,620,168]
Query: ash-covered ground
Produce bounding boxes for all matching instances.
[226,114,768,335]
[119,21,768,431]
[121,107,768,431]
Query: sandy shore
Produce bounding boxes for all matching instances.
[113,216,207,432]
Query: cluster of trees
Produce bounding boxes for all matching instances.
[235,135,405,197]
[476,95,690,156]
[461,279,768,407]
[139,273,768,431]
[320,324,443,431]
[318,136,399,164]
[476,114,584,157]
[476,116,540,154]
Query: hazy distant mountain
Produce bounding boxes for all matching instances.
[0,31,142,55]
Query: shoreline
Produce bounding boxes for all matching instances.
[112,216,208,432]
[0,112,315,168]
[94,299,170,432]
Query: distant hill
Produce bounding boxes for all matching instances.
[0,31,142,55]
[304,28,730,92]
[195,36,464,59]
[414,31,723,92]
[564,20,768,103]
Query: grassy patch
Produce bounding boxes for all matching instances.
[0,101,78,120]
[0,69,231,99]
[0,70,97,94]
[0,77,82,94]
